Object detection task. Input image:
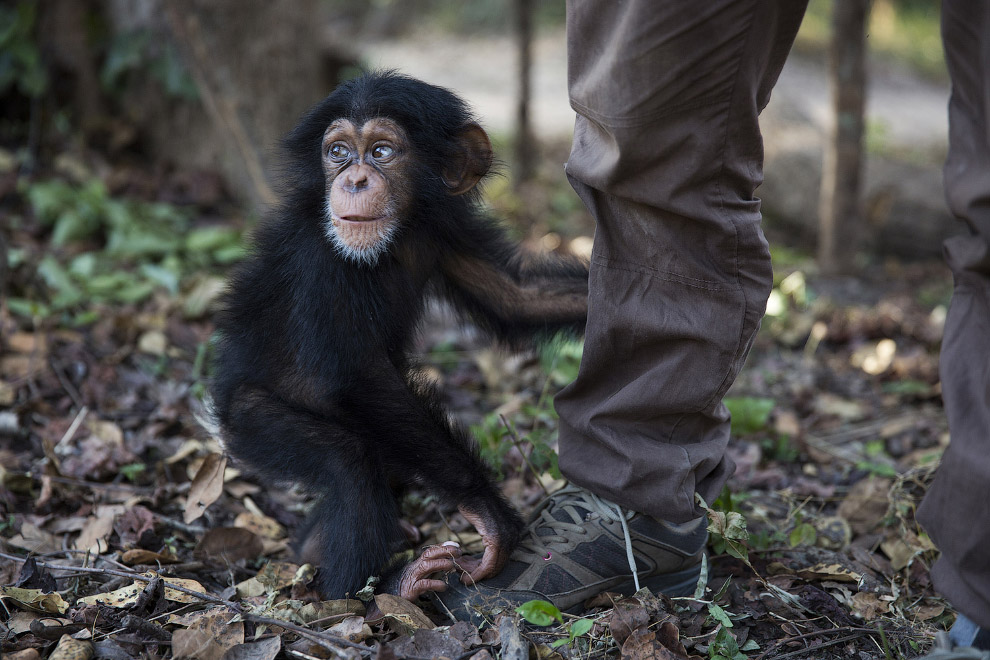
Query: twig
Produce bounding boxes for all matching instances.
[240,613,371,656]
[499,414,551,498]
[0,552,378,657]
[56,405,88,449]
[754,626,879,660]
[153,514,208,536]
[0,553,231,609]
[42,475,153,494]
[50,359,84,410]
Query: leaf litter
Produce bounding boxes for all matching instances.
[1,151,956,658]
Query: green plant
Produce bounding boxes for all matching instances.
[471,413,512,479]
[101,29,197,99]
[724,397,775,436]
[0,2,48,98]
[10,178,243,323]
[516,600,593,649]
[118,463,147,483]
[539,338,583,387]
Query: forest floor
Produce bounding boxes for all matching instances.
[0,151,955,660]
[0,25,961,660]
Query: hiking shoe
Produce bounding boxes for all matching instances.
[435,485,706,623]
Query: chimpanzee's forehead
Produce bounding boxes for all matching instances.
[322,117,406,143]
[328,72,475,135]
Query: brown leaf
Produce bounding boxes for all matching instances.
[115,505,156,547]
[328,616,372,643]
[374,593,435,633]
[173,611,244,660]
[220,636,281,660]
[233,511,286,540]
[185,452,226,523]
[120,549,179,565]
[195,527,264,562]
[836,476,892,535]
[851,592,890,620]
[608,597,650,645]
[6,332,48,355]
[4,648,41,660]
[73,512,115,554]
[620,627,683,660]
[47,634,93,660]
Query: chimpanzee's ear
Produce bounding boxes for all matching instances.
[442,123,493,195]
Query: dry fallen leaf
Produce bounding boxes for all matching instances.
[120,549,180,565]
[851,592,890,620]
[73,513,115,554]
[47,634,93,660]
[184,452,226,523]
[374,593,435,633]
[329,616,373,642]
[220,636,281,660]
[195,527,264,562]
[77,574,206,607]
[172,611,244,660]
[0,586,70,614]
[234,511,286,540]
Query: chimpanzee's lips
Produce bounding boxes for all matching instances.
[335,214,385,224]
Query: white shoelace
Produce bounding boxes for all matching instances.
[514,486,642,590]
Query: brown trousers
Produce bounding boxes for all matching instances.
[557,0,990,628]
[556,0,808,522]
[916,0,990,629]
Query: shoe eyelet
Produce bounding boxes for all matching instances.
[542,552,552,561]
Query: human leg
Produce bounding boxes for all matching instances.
[557,0,808,523]
[438,0,809,619]
[916,0,990,634]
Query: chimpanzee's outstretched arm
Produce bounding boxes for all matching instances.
[437,219,589,346]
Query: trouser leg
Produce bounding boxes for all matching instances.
[556,0,807,522]
[916,0,990,629]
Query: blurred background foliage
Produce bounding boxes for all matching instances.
[0,0,946,331]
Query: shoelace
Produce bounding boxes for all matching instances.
[513,485,643,591]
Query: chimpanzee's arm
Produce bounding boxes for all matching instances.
[222,366,523,592]
[356,366,525,583]
[437,218,589,346]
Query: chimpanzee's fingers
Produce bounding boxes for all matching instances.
[420,543,462,560]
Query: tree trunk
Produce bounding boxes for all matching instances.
[818,0,870,273]
[103,0,326,212]
[513,0,535,188]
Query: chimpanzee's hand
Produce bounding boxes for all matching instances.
[456,504,521,585]
[394,543,464,601]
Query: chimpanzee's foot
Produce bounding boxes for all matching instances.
[434,485,707,623]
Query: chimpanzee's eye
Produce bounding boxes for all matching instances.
[372,144,395,161]
[328,143,350,160]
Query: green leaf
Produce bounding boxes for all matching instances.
[119,463,146,482]
[185,226,241,254]
[708,603,732,627]
[7,297,50,319]
[515,600,562,627]
[724,397,775,435]
[37,256,83,307]
[140,263,180,294]
[788,522,817,548]
[570,618,593,636]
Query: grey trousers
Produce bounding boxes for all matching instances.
[556,0,808,523]
[916,0,990,629]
